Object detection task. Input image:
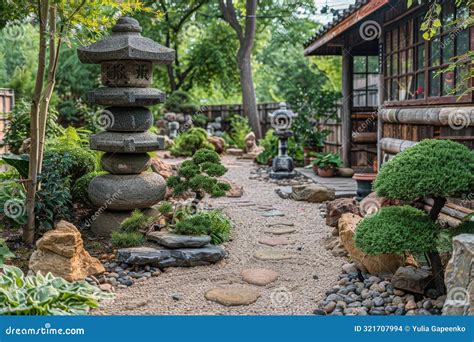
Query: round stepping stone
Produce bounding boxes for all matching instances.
[261,209,285,217]
[241,268,279,286]
[205,287,260,306]
[263,227,297,235]
[254,248,293,261]
[258,236,293,246]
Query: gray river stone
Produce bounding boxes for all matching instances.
[105,106,153,132]
[90,131,165,153]
[101,153,151,174]
[117,245,226,267]
[88,172,166,210]
[147,231,211,248]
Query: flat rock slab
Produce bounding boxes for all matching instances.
[261,210,285,217]
[205,287,260,306]
[253,248,293,261]
[258,236,293,246]
[241,268,279,286]
[263,227,297,235]
[117,245,226,267]
[147,231,210,248]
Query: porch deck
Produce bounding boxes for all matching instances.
[296,167,357,198]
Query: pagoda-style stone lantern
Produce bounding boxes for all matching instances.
[268,102,298,179]
[78,17,175,235]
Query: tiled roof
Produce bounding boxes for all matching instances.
[303,0,369,48]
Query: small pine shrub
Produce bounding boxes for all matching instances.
[354,206,440,255]
[157,201,173,215]
[167,149,230,198]
[223,115,252,150]
[170,128,214,157]
[374,139,474,201]
[174,210,231,244]
[111,231,145,248]
[120,210,152,232]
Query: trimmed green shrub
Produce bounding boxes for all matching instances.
[437,220,474,253]
[111,231,145,248]
[0,265,114,315]
[170,127,214,157]
[164,90,198,114]
[174,210,231,244]
[167,149,230,198]
[0,240,14,265]
[354,206,440,255]
[120,210,152,232]
[72,171,107,204]
[374,139,474,201]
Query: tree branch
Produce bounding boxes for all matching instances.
[219,0,243,41]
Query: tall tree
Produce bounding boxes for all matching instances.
[219,0,261,138]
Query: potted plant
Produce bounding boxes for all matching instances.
[293,115,331,166]
[311,152,342,177]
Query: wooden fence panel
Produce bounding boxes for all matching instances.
[0,88,14,155]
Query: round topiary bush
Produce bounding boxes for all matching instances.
[354,205,440,255]
[374,139,474,201]
[170,127,215,157]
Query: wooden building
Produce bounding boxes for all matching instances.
[304,0,473,171]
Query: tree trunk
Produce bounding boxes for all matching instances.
[24,0,49,244]
[238,55,261,139]
[427,196,447,295]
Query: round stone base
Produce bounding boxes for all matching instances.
[88,172,166,210]
[101,153,151,174]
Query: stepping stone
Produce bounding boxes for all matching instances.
[268,222,294,227]
[263,227,297,235]
[147,231,211,248]
[205,287,260,306]
[258,236,293,246]
[254,248,293,261]
[261,209,285,217]
[241,268,279,286]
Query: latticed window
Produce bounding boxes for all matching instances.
[353,56,379,107]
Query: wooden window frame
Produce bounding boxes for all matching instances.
[352,55,379,108]
[383,0,473,107]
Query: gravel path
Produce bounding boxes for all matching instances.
[94,156,345,315]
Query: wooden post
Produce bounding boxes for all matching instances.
[341,47,352,167]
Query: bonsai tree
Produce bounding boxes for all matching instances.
[167,149,231,201]
[372,139,474,294]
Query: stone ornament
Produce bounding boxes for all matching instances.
[77,17,175,235]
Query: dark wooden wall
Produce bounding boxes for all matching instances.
[0,88,14,155]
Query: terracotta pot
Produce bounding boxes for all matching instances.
[317,167,334,177]
[312,164,318,174]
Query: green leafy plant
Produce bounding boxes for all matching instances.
[0,240,14,265]
[170,127,215,157]
[174,210,232,244]
[255,129,304,165]
[120,209,152,232]
[311,152,342,169]
[157,201,173,215]
[223,115,252,149]
[167,149,230,199]
[72,171,107,205]
[110,231,145,248]
[354,206,440,255]
[293,114,331,149]
[0,265,114,315]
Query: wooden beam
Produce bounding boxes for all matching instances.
[341,48,352,167]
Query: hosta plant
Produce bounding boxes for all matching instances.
[0,265,114,315]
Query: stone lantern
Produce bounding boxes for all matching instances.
[77,17,175,235]
[168,121,179,139]
[268,102,298,179]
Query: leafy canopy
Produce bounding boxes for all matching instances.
[374,139,474,201]
[354,205,440,255]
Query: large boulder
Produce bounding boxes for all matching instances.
[147,231,211,249]
[291,184,335,203]
[208,136,226,154]
[326,198,360,227]
[338,213,405,274]
[443,234,474,315]
[219,178,244,198]
[29,221,105,281]
[391,266,433,294]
